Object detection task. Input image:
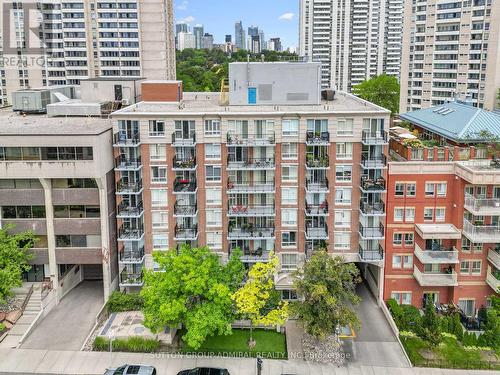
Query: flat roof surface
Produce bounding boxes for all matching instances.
[0,108,112,135]
[416,223,461,234]
[112,91,390,116]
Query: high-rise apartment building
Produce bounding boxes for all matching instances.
[202,33,214,50]
[384,101,499,314]
[193,25,204,50]
[299,0,404,91]
[400,0,500,112]
[177,32,196,50]
[268,38,283,52]
[111,62,390,300]
[235,21,246,50]
[0,0,176,105]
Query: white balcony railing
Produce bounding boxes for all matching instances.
[462,218,500,243]
[464,193,500,215]
[413,267,458,287]
[414,243,459,264]
[486,268,499,292]
[487,248,500,269]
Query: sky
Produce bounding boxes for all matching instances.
[174,0,299,50]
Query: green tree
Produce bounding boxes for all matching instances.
[291,251,361,340]
[352,74,400,114]
[418,297,442,347]
[0,227,35,303]
[231,252,288,346]
[141,246,245,349]
[478,295,500,349]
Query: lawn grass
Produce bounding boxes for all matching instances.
[401,335,499,370]
[180,328,287,359]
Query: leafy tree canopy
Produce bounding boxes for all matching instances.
[0,227,35,303]
[141,246,245,349]
[352,74,400,114]
[291,251,361,340]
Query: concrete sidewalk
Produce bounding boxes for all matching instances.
[0,348,498,375]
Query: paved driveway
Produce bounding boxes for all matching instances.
[345,282,410,367]
[21,281,104,351]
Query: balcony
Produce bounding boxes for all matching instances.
[173,178,197,194]
[228,226,275,240]
[305,223,329,240]
[464,193,500,216]
[227,179,275,194]
[226,132,275,146]
[227,204,275,217]
[306,178,329,192]
[305,201,329,216]
[359,223,385,239]
[359,243,384,262]
[174,202,198,217]
[413,267,458,287]
[415,224,461,240]
[359,200,385,216]
[119,270,144,287]
[174,224,198,240]
[414,243,459,264]
[116,201,144,218]
[172,132,196,146]
[487,248,500,269]
[486,267,499,292]
[116,179,143,195]
[119,247,145,263]
[117,224,144,241]
[115,156,142,171]
[306,155,330,169]
[172,156,196,171]
[306,131,330,145]
[230,246,271,263]
[360,155,387,169]
[360,176,386,192]
[227,157,275,170]
[462,218,500,243]
[362,130,388,145]
[113,132,141,147]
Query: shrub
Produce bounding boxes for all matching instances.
[418,297,442,347]
[93,336,159,353]
[106,291,144,313]
[0,323,6,332]
[450,313,464,342]
[401,305,421,331]
[387,298,404,327]
[462,332,478,346]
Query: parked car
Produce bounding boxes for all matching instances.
[104,365,157,375]
[177,368,230,375]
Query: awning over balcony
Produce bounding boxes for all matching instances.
[415,224,461,240]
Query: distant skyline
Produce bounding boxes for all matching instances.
[174,0,299,49]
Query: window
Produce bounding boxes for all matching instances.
[335,165,352,182]
[458,299,475,317]
[334,232,350,249]
[153,234,168,250]
[152,211,168,229]
[150,144,166,161]
[435,208,445,222]
[391,292,412,305]
[282,209,297,226]
[206,232,222,249]
[392,255,402,268]
[406,183,416,197]
[206,188,221,205]
[335,188,352,205]
[404,233,414,246]
[282,143,298,159]
[206,209,222,227]
[204,119,221,136]
[436,183,447,196]
[393,233,403,245]
[425,183,435,196]
[403,255,413,269]
[334,210,351,227]
[282,231,297,247]
[460,260,470,274]
[205,144,221,159]
[405,208,415,222]
[281,289,298,300]
[151,166,167,183]
[281,253,298,269]
[206,166,221,182]
[149,120,165,136]
[471,260,481,275]
[424,208,434,221]
[282,165,298,182]
[282,119,299,136]
[394,208,404,222]
[337,118,353,135]
[151,189,167,206]
[282,187,298,204]
[336,142,353,159]
[395,183,404,196]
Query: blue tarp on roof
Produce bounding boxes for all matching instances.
[400,102,500,142]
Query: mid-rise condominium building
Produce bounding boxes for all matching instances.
[299,0,404,91]
[0,0,176,106]
[111,62,391,301]
[400,0,500,112]
[385,101,500,316]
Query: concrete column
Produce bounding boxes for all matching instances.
[39,178,60,305]
[97,177,112,301]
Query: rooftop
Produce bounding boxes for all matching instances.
[0,108,112,135]
[400,101,500,143]
[112,91,390,117]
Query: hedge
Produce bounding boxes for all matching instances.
[106,291,144,313]
[93,336,159,353]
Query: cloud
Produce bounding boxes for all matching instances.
[179,15,195,24]
[278,12,294,21]
[177,1,188,11]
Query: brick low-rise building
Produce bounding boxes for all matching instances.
[384,101,500,316]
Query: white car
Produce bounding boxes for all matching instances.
[104,365,157,375]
